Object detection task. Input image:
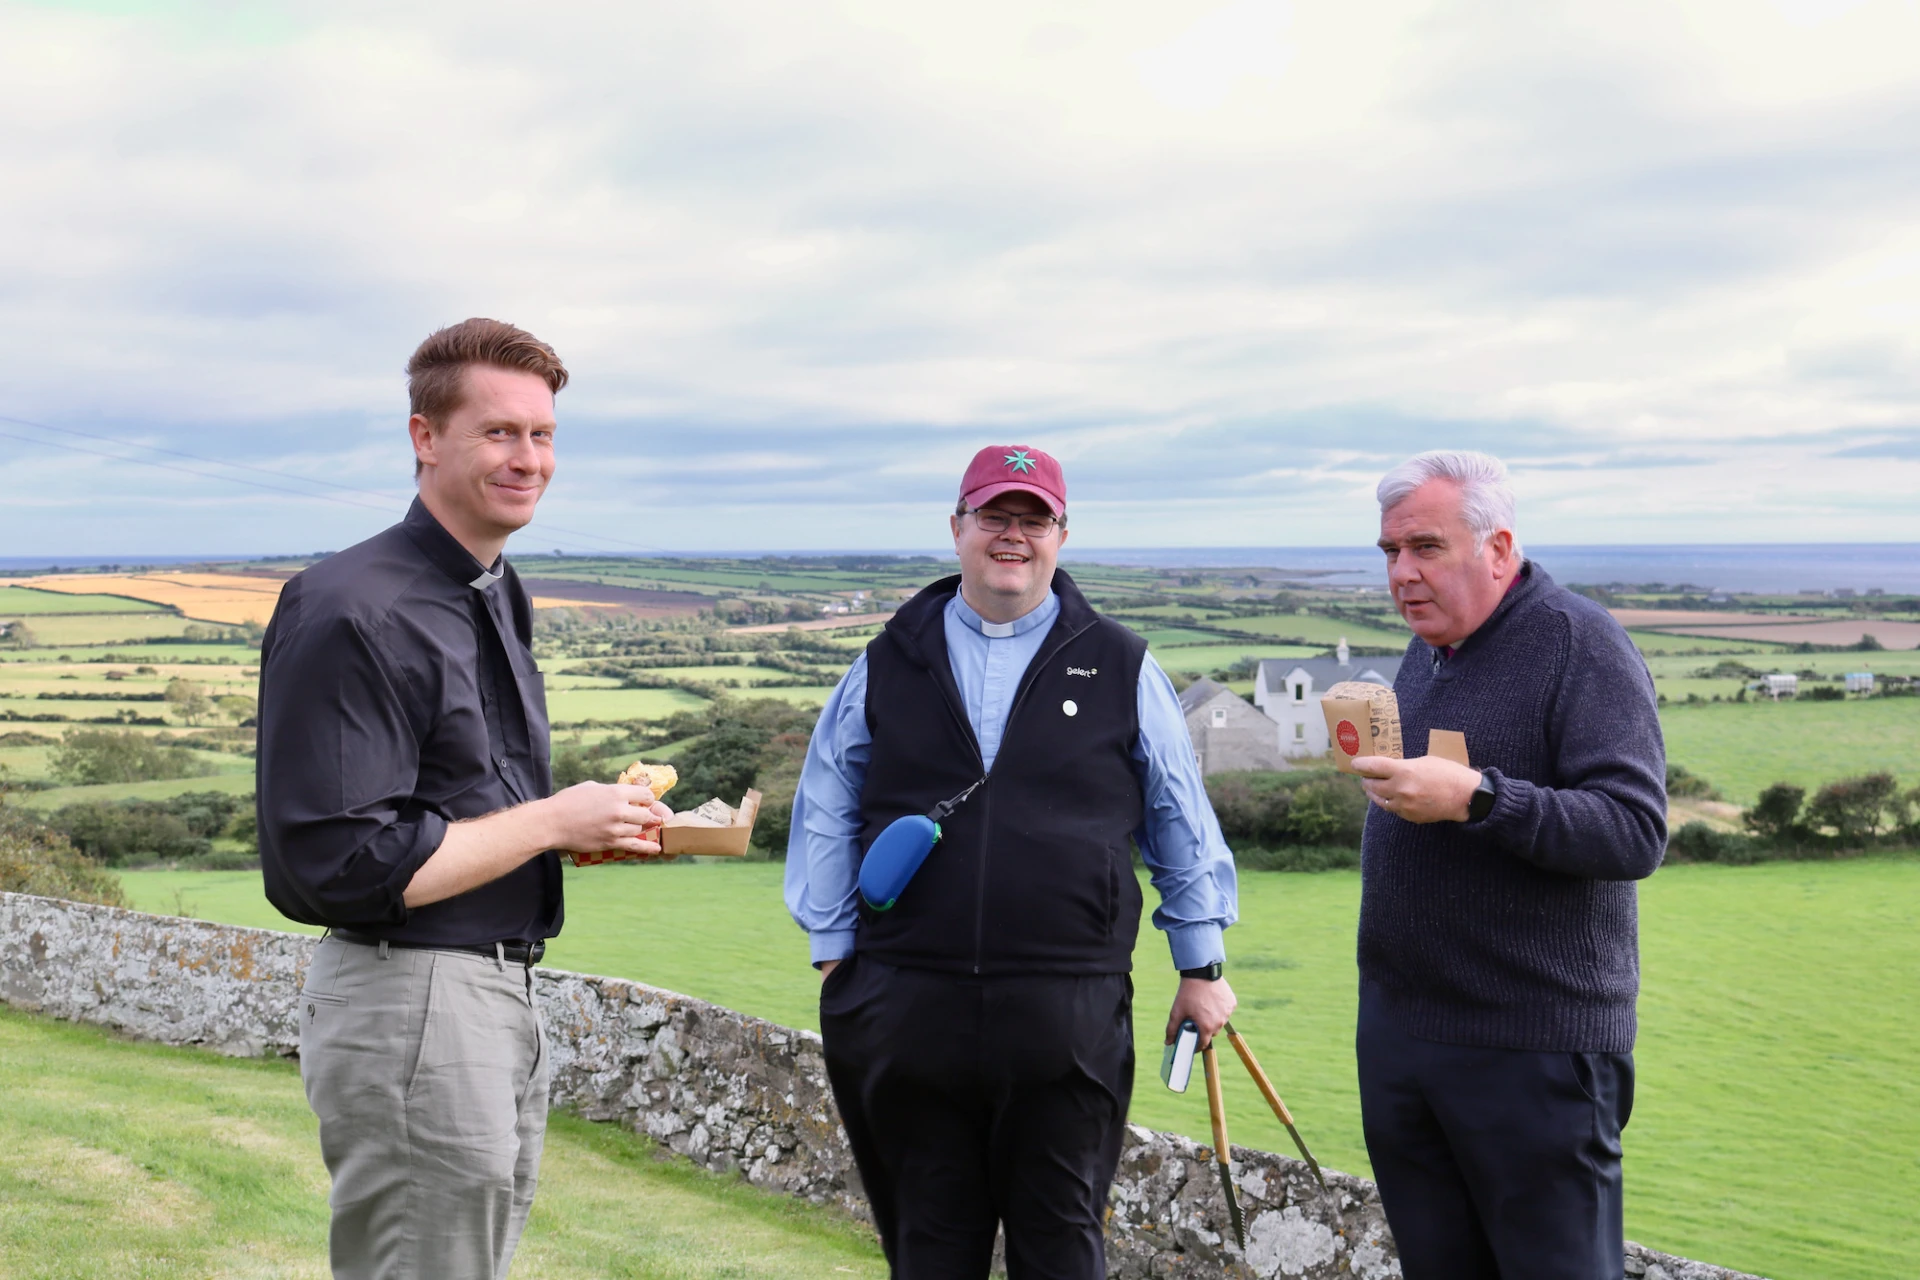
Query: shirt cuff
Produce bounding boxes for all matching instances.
[1166,922,1225,972]
[809,929,856,966]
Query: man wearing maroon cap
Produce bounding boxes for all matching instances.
[785,445,1241,1278]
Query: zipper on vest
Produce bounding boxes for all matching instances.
[968,618,1097,976]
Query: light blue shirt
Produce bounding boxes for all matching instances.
[783,590,1240,968]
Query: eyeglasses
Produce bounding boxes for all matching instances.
[965,508,1064,539]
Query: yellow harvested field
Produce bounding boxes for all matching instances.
[528,595,629,611]
[0,573,287,625]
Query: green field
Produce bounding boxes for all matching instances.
[117,858,1920,1280]
[0,586,166,614]
[0,615,214,646]
[1660,698,1920,804]
[13,765,258,812]
[1205,613,1414,647]
[0,1007,886,1279]
[542,687,711,723]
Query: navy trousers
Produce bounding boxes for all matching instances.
[1357,984,1634,1280]
[820,954,1134,1280]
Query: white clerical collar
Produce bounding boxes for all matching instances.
[469,565,503,590]
[951,590,1058,638]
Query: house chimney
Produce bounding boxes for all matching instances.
[1337,637,1350,666]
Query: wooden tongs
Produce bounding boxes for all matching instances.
[1201,1021,1330,1252]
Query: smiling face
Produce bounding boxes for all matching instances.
[1378,478,1518,648]
[410,364,556,564]
[950,489,1068,623]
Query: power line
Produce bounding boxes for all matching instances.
[0,412,671,555]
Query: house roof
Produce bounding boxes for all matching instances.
[1177,676,1231,715]
[1258,654,1404,691]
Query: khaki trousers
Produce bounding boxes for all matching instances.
[299,935,550,1280]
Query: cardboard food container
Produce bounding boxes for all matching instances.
[570,789,763,865]
[1321,682,1472,772]
[1323,681,1403,774]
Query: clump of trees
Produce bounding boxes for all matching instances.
[1666,771,1920,864]
[0,804,127,906]
[45,791,252,868]
[49,729,215,786]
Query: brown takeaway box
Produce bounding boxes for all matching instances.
[570,789,763,865]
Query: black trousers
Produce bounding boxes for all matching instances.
[819,954,1134,1280]
[1356,983,1634,1280]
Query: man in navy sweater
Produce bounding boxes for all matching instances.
[1349,450,1666,1280]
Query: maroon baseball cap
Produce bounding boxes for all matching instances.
[959,444,1066,517]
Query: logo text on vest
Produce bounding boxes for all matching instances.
[1066,666,1098,677]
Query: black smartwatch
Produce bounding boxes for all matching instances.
[1467,771,1497,822]
[1180,961,1224,982]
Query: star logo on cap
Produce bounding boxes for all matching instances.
[1004,450,1037,473]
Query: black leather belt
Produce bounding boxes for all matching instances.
[330,927,545,966]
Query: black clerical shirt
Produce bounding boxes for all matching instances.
[256,499,562,946]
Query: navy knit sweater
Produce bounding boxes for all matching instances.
[1357,562,1666,1053]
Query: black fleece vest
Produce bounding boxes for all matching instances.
[856,572,1148,976]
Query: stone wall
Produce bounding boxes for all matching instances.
[0,892,1763,1280]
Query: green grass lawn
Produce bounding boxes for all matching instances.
[1660,698,1920,804]
[117,857,1920,1280]
[0,1007,886,1279]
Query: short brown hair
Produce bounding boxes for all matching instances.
[406,317,569,423]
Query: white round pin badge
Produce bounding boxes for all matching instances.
[1062,699,1078,716]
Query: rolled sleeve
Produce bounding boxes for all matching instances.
[257,611,444,926]
[1131,654,1239,970]
[783,655,873,964]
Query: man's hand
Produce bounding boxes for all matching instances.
[1166,976,1236,1048]
[818,959,840,981]
[404,782,674,908]
[1352,755,1481,824]
[544,781,675,861]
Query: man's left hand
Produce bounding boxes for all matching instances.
[1352,755,1481,824]
[1166,976,1237,1048]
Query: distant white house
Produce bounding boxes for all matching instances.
[1761,674,1798,700]
[1845,672,1875,694]
[1253,639,1403,759]
[1178,677,1289,775]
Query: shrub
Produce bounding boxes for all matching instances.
[1803,772,1898,843]
[1803,685,1845,702]
[0,806,128,906]
[48,728,214,786]
[1204,769,1369,851]
[1235,844,1361,872]
[552,743,619,789]
[47,800,208,865]
[1665,821,1768,865]
[1665,763,1722,800]
[1744,783,1807,844]
[1286,776,1368,846]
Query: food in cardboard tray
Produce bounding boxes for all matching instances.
[1323,681,1403,771]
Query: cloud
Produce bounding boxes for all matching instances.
[0,0,1917,554]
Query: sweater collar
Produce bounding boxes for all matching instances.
[1433,560,1546,665]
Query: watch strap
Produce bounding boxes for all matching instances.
[1180,961,1224,981]
[1467,772,1497,822]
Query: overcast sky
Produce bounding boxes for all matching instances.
[2,0,1917,557]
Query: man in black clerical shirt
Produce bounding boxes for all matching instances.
[257,318,671,1280]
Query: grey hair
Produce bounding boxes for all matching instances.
[1376,450,1520,554]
